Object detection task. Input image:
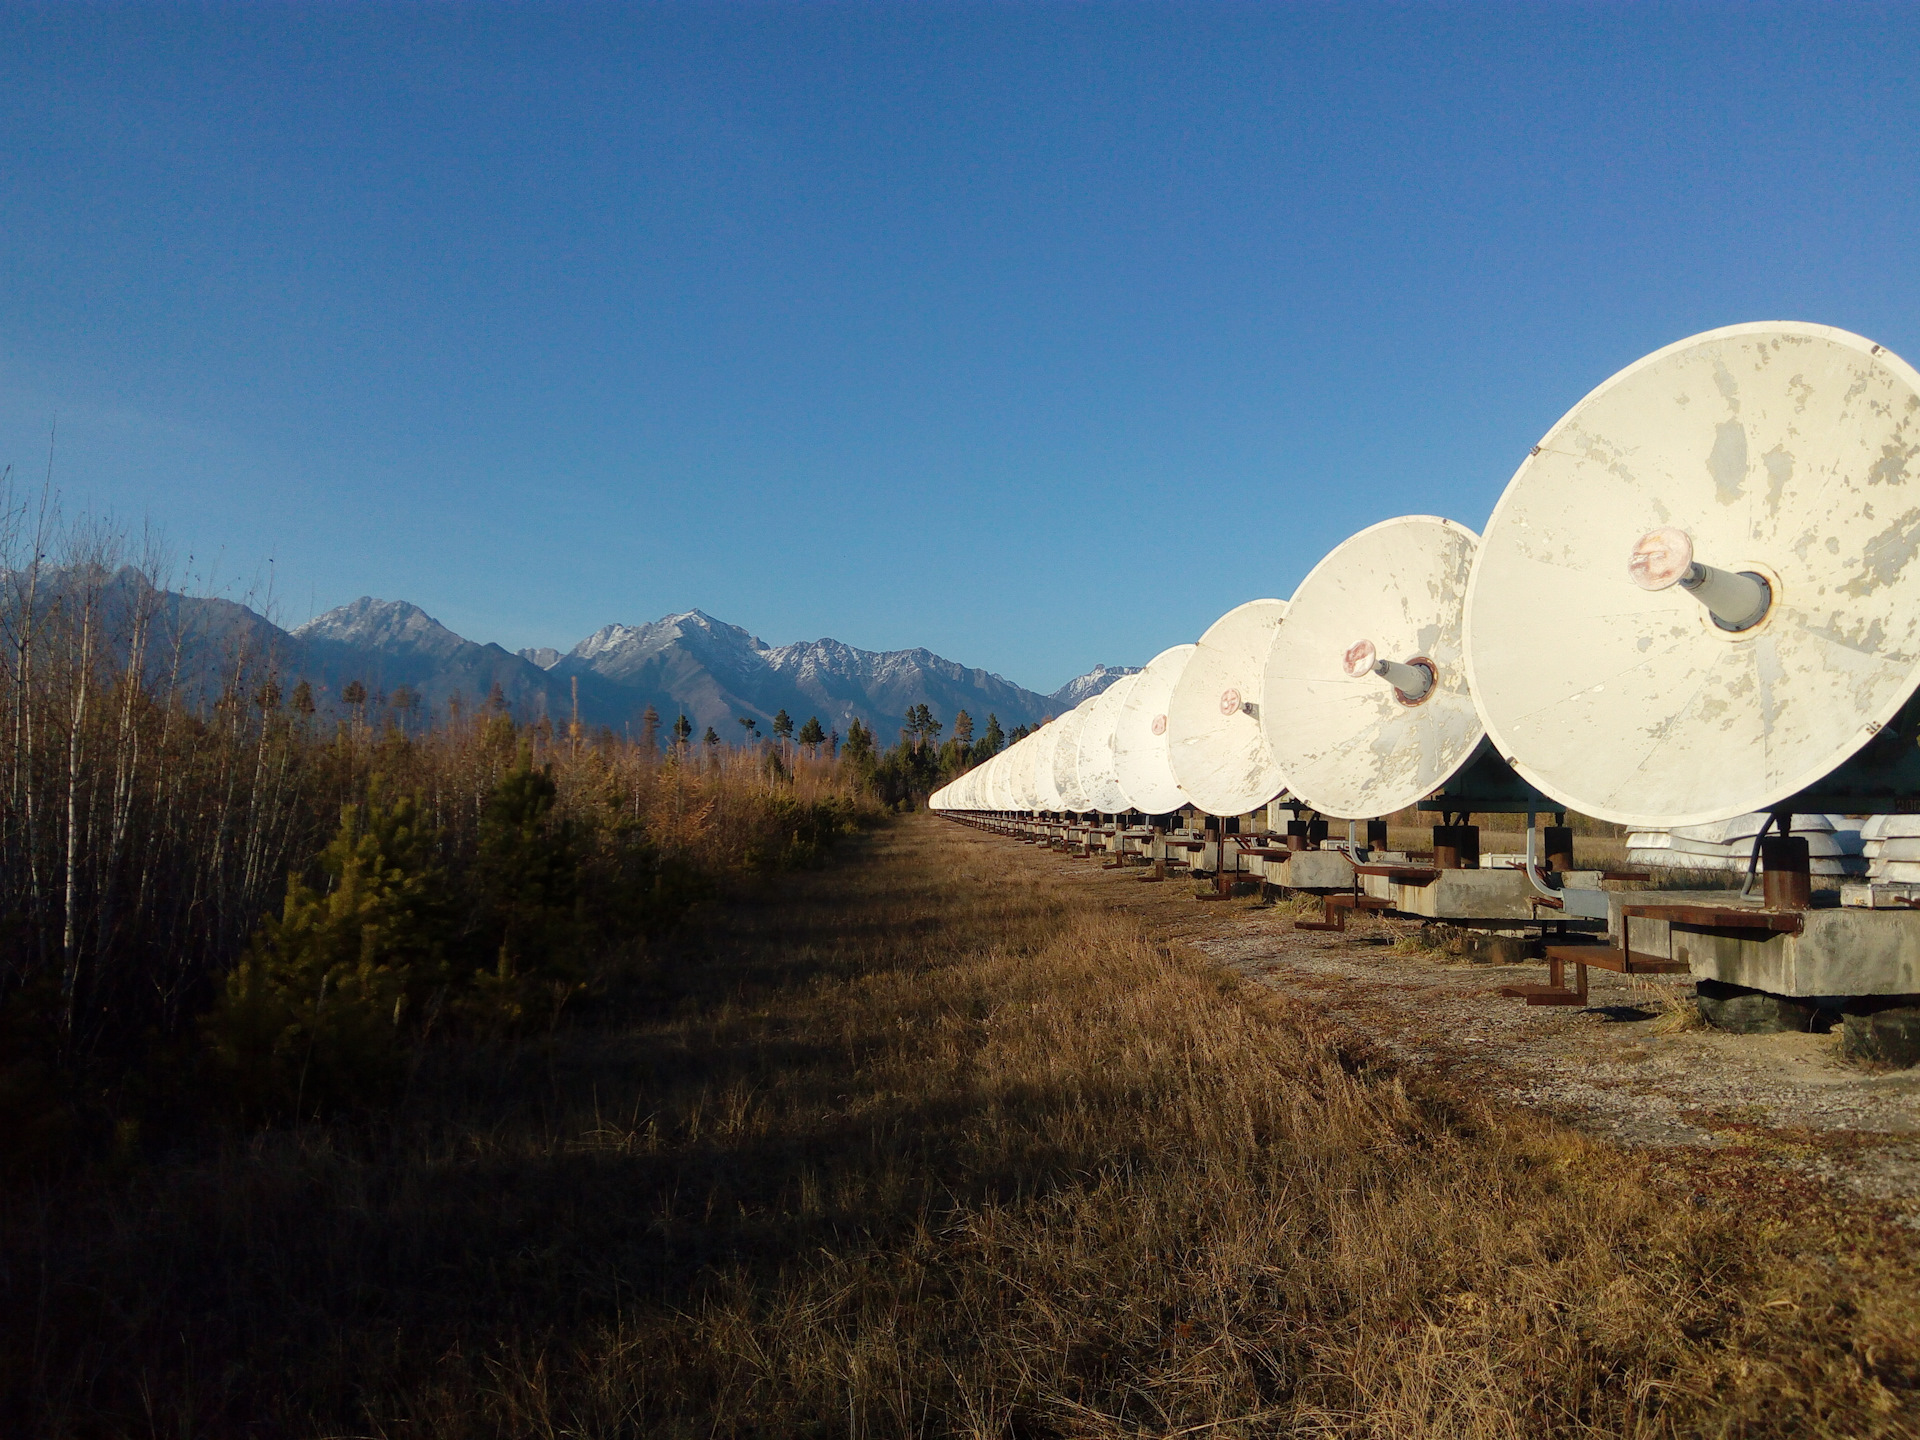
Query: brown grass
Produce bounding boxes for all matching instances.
[6,814,1917,1436]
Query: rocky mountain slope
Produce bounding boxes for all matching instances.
[1049,663,1141,708]
[274,598,1133,739]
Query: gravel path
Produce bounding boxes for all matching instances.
[979,835,1920,1224]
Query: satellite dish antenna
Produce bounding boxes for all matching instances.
[1027,720,1067,811]
[989,737,1021,811]
[1112,644,1198,815]
[1012,732,1045,812]
[1051,701,1098,812]
[999,732,1031,811]
[1465,322,1920,827]
[1167,599,1290,816]
[1074,680,1136,814]
[990,748,1021,817]
[1261,517,1484,818]
[992,745,1023,811]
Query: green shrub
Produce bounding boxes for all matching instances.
[202,786,448,1121]
[743,793,864,871]
[460,745,587,1032]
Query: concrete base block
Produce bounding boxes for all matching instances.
[1359,867,1544,921]
[1273,850,1356,891]
[1673,906,1920,997]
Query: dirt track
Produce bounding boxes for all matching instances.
[958,826,1920,1225]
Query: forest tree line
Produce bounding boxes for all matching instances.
[0,490,876,1163]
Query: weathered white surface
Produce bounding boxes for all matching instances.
[964,756,991,811]
[1465,322,1920,828]
[985,738,1019,811]
[1050,703,1096,811]
[1112,643,1197,815]
[1074,680,1135,814]
[1004,730,1035,811]
[1027,721,1066,811]
[1014,732,1046,811]
[1261,516,1483,819]
[963,759,990,811]
[989,746,1022,811]
[1168,600,1290,816]
[973,750,1000,810]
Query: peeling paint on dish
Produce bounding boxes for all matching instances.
[1113,645,1196,815]
[1025,719,1066,812]
[1167,599,1289,817]
[1049,702,1097,812]
[1073,681,1135,814]
[1261,516,1483,820]
[1464,322,1920,829]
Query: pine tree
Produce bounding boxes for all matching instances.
[204,786,448,1119]
[981,712,1005,755]
[842,719,876,766]
[703,726,720,746]
[797,715,825,749]
[464,746,584,1029]
[952,710,974,746]
[902,704,942,751]
[737,716,758,744]
[672,713,693,746]
[772,709,793,740]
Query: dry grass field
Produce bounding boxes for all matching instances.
[6,813,1918,1437]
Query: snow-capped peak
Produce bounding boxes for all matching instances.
[1050,664,1142,707]
[294,598,470,658]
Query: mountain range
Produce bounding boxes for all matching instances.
[281,597,1136,739]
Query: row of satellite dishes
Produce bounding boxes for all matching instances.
[931,322,1920,831]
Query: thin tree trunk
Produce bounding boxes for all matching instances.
[60,583,94,1038]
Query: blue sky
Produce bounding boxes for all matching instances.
[3,3,1917,693]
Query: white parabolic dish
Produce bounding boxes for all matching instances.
[1051,701,1097,812]
[990,748,1020,811]
[1261,517,1484,819]
[1464,322,1920,828]
[1112,644,1197,815]
[1074,680,1136,814]
[1027,721,1066,811]
[1167,599,1290,816]
[1002,735,1035,812]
